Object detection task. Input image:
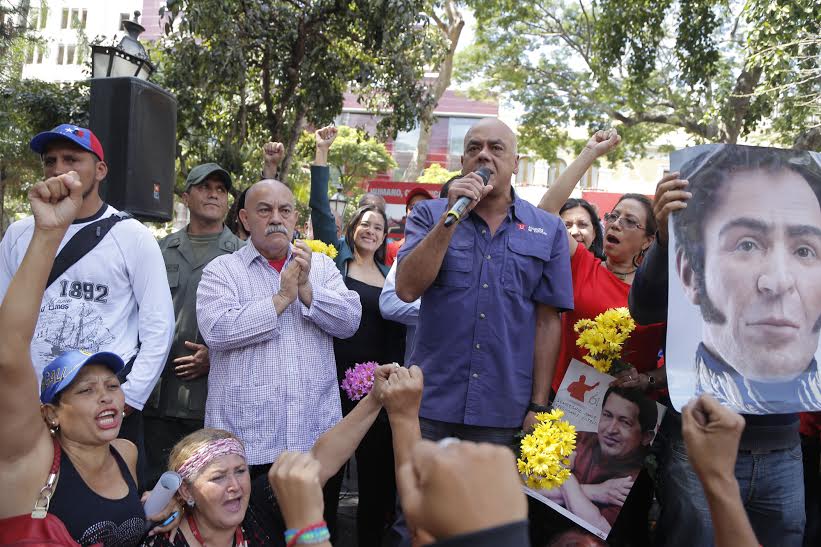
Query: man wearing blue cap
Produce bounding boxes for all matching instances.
[0,124,174,486]
[143,162,245,485]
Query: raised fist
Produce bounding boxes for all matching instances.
[584,128,621,159]
[29,172,83,232]
[263,141,285,166]
[315,126,338,150]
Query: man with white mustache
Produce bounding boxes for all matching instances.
[195,178,361,533]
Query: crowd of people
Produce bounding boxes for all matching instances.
[0,118,817,547]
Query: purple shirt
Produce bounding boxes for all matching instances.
[398,195,573,428]
[196,241,362,465]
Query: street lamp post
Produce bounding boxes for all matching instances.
[88,11,177,222]
[91,11,155,80]
[329,184,349,217]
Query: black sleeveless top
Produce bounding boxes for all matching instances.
[334,276,405,414]
[50,445,145,546]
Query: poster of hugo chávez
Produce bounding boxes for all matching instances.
[666,144,821,414]
[524,360,665,540]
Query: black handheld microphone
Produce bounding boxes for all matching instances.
[444,167,492,227]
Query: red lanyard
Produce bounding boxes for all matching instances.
[186,512,244,546]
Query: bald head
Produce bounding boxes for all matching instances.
[245,179,294,208]
[240,178,297,260]
[464,118,517,154]
[461,117,519,195]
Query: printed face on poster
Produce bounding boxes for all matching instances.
[524,360,665,540]
[666,144,821,414]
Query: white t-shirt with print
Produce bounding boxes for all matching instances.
[0,204,174,409]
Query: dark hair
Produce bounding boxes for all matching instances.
[614,193,657,236]
[358,192,387,212]
[672,146,821,321]
[602,386,658,433]
[559,198,605,259]
[225,188,248,236]
[344,205,389,263]
[439,174,463,198]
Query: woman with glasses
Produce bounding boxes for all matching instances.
[538,130,667,397]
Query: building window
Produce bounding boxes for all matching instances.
[515,157,537,186]
[61,8,69,29]
[26,45,35,64]
[81,9,87,29]
[393,125,420,154]
[37,47,46,64]
[580,166,599,189]
[547,160,567,187]
[28,9,38,29]
[57,45,65,65]
[40,5,48,29]
[448,118,477,157]
[76,45,85,65]
[66,45,76,64]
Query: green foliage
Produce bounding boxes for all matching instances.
[458,0,820,159]
[153,0,440,191]
[281,126,395,220]
[0,79,89,231]
[417,163,460,183]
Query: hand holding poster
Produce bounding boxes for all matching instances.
[666,144,821,414]
[524,359,665,540]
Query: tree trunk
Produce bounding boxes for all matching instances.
[402,2,464,181]
[0,162,6,237]
[279,109,306,183]
[794,127,821,151]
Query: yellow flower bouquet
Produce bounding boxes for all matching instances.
[517,408,577,490]
[574,307,636,374]
[300,239,338,260]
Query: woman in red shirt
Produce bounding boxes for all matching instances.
[539,130,667,394]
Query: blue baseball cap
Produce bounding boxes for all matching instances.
[40,350,125,404]
[30,124,105,161]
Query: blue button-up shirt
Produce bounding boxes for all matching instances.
[398,195,573,427]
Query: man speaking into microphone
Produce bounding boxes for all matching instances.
[396,118,574,444]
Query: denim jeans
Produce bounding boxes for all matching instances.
[655,436,805,547]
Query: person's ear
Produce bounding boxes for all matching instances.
[676,249,700,305]
[178,482,194,506]
[512,154,520,175]
[181,192,190,208]
[642,231,655,253]
[95,160,108,183]
[239,208,250,233]
[41,404,59,430]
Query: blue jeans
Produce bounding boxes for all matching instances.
[655,437,805,547]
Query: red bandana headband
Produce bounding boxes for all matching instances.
[177,438,247,481]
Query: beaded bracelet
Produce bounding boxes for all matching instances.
[285,522,330,546]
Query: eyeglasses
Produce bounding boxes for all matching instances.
[603,212,644,231]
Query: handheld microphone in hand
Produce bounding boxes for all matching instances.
[444,167,492,227]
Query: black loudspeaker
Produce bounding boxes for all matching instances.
[89,77,177,222]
